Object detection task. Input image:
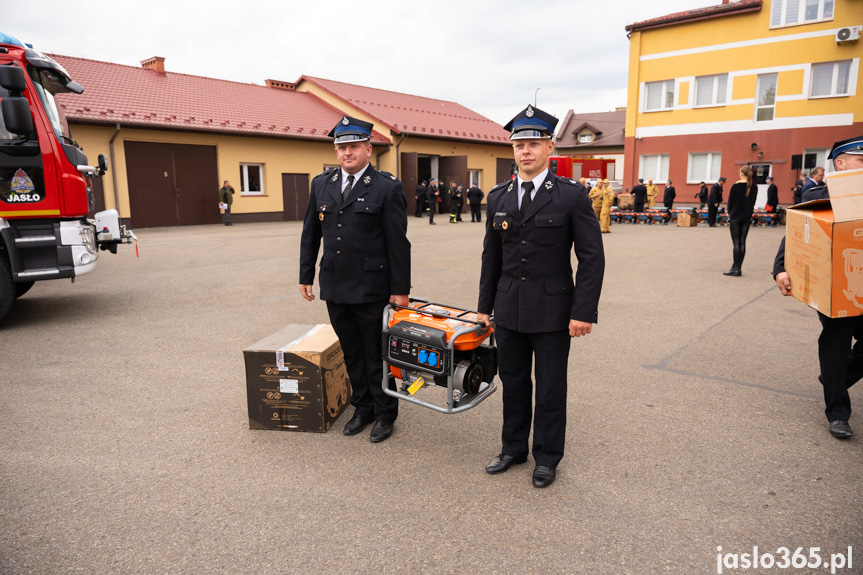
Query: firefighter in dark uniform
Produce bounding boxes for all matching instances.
[774,135,863,440]
[708,177,726,226]
[477,105,605,488]
[299,115,411,443]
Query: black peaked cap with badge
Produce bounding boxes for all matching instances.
[328,115,373,144]
[504,105,559,140]
[828,135,863,159]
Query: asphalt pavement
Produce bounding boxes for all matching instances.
[1,213,861,574]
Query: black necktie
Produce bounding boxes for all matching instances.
[520,181,534,216]
[344,174,355,198]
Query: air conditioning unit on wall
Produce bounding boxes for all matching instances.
[835,26,861,43]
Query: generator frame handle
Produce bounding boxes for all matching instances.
[381,299,497,414]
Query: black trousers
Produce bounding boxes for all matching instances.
[634,201,644,213]
[326,300,398,423]
[495,325,571,467]
[414,198,426,217]
[470,203,482,222]
[708,204,718,226]
[729,218,751,269]
[817,313,863,422]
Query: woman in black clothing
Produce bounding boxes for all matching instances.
[724,165,758,277]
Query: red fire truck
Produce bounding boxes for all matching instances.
[548,156,616,181]
[0,32,134,322]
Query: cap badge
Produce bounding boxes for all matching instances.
[526,106,534,118]
[341,117,349,125]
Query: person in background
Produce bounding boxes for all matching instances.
[791,179,804,205]
[695,181,708,209]
[456,184,465,221]
[468,183,485,222]
[801,166,825,195]
[765,176,778,212]
[219,180,235,226]
[774,135,863,440]
[631,178,647,214]
[427,178,438,225]
[646,178,658,208]
[589,180,604,222]
[708,177,726,227]
[723,166,758,277]
[415,180,428,218]
[663,180,676,211]
[599,179,614,233]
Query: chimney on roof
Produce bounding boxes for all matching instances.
[141,57,166,73]
[265,79,296,91]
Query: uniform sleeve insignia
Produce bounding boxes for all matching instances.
[390,175,397,181]
[502,221,508,230]
[544,180,553,190]
[363,175,371,185]
[570,179,577,184]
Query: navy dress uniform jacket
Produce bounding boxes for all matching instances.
[299,165,411,303]
[478,174,604,333]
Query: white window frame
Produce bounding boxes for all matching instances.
[639,154,669,182]
[809,60,852,98]
[579,133,593,143]
[644,80,675,112]
[694,74,728,107]
[755,73,778,122]
[770,0,834,27]
[469,169,481,188]
[804,148,832,174]
[687,152,722,184]
[240,163,264,195]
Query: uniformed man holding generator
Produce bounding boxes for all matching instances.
[477,105,605,488]
[299,115,411,443]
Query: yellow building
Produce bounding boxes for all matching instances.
[52,56,513,227]
[624,0,861,204]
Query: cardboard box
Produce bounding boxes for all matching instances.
[617,194,634,209]
[677,211,698,227]
[784,169,863,318]
[244,324,351,432]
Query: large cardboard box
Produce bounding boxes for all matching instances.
[617,194,634,210]
[784,169,863,318]
[677,211,698,227]
[244,324,351,432]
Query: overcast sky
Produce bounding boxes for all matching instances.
[4,0,708,126]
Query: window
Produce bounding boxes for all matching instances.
[240,163,264,195]
[755,73,778,122]
[644,80,675,111]
[695,74,728,107]
[804,148,832,174]
[579,133,593,143]
[639,154,669,181]
[771,0,833,27]
[469,169,481,188]
[688,152,722,183]
[810,61,851,98]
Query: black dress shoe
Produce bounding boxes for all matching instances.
[369,420,394,443]
[343,412,375,436]
[532,465,556,488]
[485,453,527,474]
[723,268,741,277]
[829,420,853,439]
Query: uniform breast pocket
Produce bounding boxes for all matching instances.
[492,215,514,235]
[535,213,565,245]
[354,201,382,229]
[317,203,334,226]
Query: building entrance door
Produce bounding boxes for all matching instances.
[750,163,771,208]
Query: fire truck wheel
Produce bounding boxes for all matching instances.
[15,281,34,299]
[0,257,14,323]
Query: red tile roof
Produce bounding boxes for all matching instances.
[49,55,391,144]
[299,76,511,144]
[626,0,762,32]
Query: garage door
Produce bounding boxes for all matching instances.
[125,141,219,228]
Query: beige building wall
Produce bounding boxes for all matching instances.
[70,124,342,217]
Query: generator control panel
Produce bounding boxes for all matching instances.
[385,321,449,375]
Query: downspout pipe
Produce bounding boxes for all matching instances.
[108,123,121,214]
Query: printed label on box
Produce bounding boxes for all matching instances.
[280,379,299,394]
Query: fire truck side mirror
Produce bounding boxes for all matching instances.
[97,153,109,176]
[0,97,34,138]
[0,65,27,93]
